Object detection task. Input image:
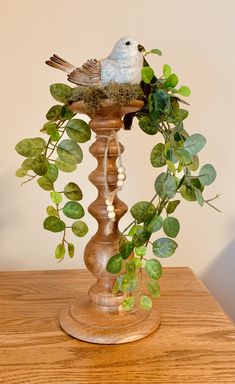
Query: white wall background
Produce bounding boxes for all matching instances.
[1,0,235,319]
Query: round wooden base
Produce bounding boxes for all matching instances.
[59,296,161,344]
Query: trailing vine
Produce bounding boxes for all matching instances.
[15,47,218,309]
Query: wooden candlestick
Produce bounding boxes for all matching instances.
[59,100,161,344]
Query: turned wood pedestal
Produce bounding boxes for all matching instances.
[59,100,161,344]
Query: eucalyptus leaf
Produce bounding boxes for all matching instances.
[178,86,191,97]
[128,224,143,236]
[164,73,179,88]
[46,164,59,183]
[55,158,77,172]
[141,67,154,83]
[145,259,162,280]
[61,105,74,121]
[134,245,147,257]
[21,158,33,171]
[140,295,152,311]
[31,155,48,176]
[155,172,177,199]
[138,116,158,135]
[195,188,204,206]
[37,176,54,191]
[130,201,155,223]
[199,164,217,186]
[43,216,65,232]
[106,254,123,274]
[15,168,27,178]
[163,64,171,78]
[166,200,180,214]
[64,182,83,201]
[149,90,171,119]
[57,139,83,165]
[46,105,62,121]
[151,48,162,56]
[63,201,84,219]
[55,243,66,260]
[174,148,192,164]
[15,137,46,157]
[50,83,72,103]
[68,243,75,258]
[146,214,163,233]
[119,241,135,259]
[150,143,166,167]
[72,220,88,237]
[46,123,60,141]
[50,191,62,205]
[46,206,59,217]
[184,134,206,156]
[132,227,151,247]
[163,217,180,238]
[180,185,196,202]
[66,119,91,143]
[153,237,178,258]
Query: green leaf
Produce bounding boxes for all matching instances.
[50,83,72,104]
[180,185,196,202]
[55,158,77,172]
[164,73,179,88]
[163,217,180,238]
[46,206,59,217]
[66,119,91,143]
[55,243,66,260]
[63,201,85,219]
[189,155,199,171]
[147,280,160,298]
[31,155,48,176]
[37,176,54,191]
[195,188,204,206]
[15,168,27,178]
[128,224,143,236]
[61,105,74,121]
[57,139,83,165]
[126,260,136,277]
[174,148,192,164]
[155,172,177,199]
[46,164,59,182]
[46,105,62,121]
[184,134,206,156]
[21,158,33,171]
[122,297,135,311]
[199,164,217,186]
[132,227,151,247]
[141,67,154,83]
[106,254,123,274]
[46,123,60,142]
[178,86,191,97]
[119,241,135,260]
[140,295,152,311]
[68,243,75,258]
[130,201,156,223]
[150,143,166,167]
[64,182,83,200]
[71,220,88,237]
[145,259,162,280]
[166,200,180,214]
[138,116,158,135]
[43,216,65,232]
[15,137,46,157]
[169,109,189,123]
[146,214,163,233]
[163,64,171,78]
[149,90,171,119]
[50,191,62,205]
[133,257,142,269]
[151,48,162,56]
[153,237,178,258]
[134,245,147,257]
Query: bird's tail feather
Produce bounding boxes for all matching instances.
[45,54,75,74]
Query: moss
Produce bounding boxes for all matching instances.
[69,83,143,113]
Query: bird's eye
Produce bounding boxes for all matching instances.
[125,41,131,46]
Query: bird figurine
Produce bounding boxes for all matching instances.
[46,36,144,86]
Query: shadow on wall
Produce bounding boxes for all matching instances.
[201,239,235,322]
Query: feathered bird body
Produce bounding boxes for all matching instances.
[46,37,143,86]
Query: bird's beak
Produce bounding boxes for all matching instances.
[138,44,145,52]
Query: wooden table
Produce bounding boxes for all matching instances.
[0,267,234,383]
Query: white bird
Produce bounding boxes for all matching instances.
[46,37,144,86]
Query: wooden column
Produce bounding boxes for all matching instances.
[59,100,161,344]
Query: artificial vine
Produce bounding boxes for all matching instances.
[15,47,218,310]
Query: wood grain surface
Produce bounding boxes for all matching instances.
[0,267,234,383]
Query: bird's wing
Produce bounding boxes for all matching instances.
[45,54,76,73]
[68,59,101,86]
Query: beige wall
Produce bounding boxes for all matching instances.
[1,0,235,318]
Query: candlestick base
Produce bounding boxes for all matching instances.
[59,296,161,344]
